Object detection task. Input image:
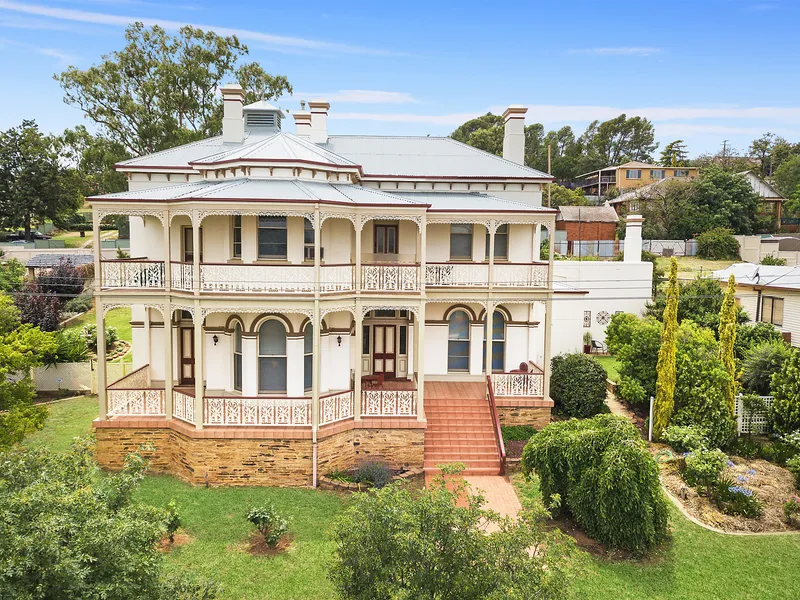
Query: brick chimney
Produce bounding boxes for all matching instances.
[624,214,644,262]
[308,99,330,144]
[221,84,245,144]
[502,105,527,165]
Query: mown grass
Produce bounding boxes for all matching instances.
[595,355,621,382]
[24,397,800,600]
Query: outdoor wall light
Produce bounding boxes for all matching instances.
[212,335,219,346]
[337,335,342,346]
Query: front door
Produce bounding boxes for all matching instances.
[373,325,396,379]
[179,327,195,385]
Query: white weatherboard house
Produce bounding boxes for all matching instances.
[89,89,557,485]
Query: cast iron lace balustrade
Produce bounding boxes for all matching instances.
[320,391,354,424]
[203,396,312,426]
[170,262,193,291]
[361,264,420,292]
[320,265,355,292]
[493,263,548,288]
[106,365,165,416]
[425,263,489,286]
[361,389,417,416]
[491,371,544,397]
[101,260,164,289]
[199,264,315,293]
[173,389,195,424]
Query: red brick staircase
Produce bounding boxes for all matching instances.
[423,382,503,476]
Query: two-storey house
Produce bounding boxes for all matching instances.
[90,88,556,485]
[578,161,699,197]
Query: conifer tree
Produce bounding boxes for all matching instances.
[653,258,679,439]
[718,274,738,415]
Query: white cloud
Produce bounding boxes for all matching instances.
[292,90,419,104]
[36,46,76,64]
[568,47,661,56]
[0,0,407,56]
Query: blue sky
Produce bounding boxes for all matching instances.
[0,0,798,157]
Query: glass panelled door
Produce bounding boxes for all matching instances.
[373,325,396,378]
[179,327,195,385]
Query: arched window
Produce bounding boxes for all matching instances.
[304,323,313,391]
[483,311,506,372]
[258,320,287,393]
[233,321,243,391]
[447,310,470,372]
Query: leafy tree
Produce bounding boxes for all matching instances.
[59,126,129,196]
[774,155,800,198]
[0,293,54,447]
[15,282,60,331]
[691,167,761,234]
[550,353,608,417]
[735,321,785,360]
[638,178,699,239]
[769,348,800,435]
[548,183,589,209]
[615,318,662,403]
[660,140,689,166]
[0,440,219,599]
[696,228,740,259]
[0,251,25,293]
[653,258,679,439]
[742,341,791,396]
[34,258,87,299]
[748,132,795,178]
[451,113,504,154]
[56,23,292,156]
[0,120,82,240]
[646,275,747,332]
[718,275,738,416]
[579,114,658,165]
[785,184,800,218]
[328,477,577,600]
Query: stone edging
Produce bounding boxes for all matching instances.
[319,467,424,492]
[661,484,800,537]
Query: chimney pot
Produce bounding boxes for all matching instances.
[502,105,527,165]
[221,84,245,144]
[308,99,330,144]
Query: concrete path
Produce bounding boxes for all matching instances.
[605,388,636,420]
[464,475,522,521]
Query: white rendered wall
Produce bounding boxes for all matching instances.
[424,324,449,375]
[469,323,483,375]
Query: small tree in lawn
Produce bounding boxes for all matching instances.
[653,258,679,439]
[718,274,738,416]
[246,505,289,549]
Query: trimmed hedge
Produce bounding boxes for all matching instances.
[550,352,608,417]
[521,414,668,554]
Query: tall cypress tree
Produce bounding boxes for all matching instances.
[718,274,738,415]
[653,258,679,439]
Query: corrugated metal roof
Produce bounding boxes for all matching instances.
[26,254,94,268]
[391,191,554,213]
[325,136,552,179]
[192,132,356,167]
[557,205,619,222]
[713,263,800,291]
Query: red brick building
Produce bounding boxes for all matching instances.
[556,205,619,241]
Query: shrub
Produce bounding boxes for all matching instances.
[663,425,709,453]
[617,376,647,404]
[605,312,643,356]
[742,342,791,395]
[521,414,668,553]
[683,448,728,494]
[769,349,800,435]
[501,425,537,441]
[696,227,740,260]
[246,505,289,548]
[62,293,93,315]
[614,318,662,403]
[787,455,800,488]
[164,500,181,543]
[83,324,118,353]
[735,322,785,360]
[713,476,763,518]
[761,254,787,266]
[353,460,393,488]
[783,496,800,525]
[42,328,89,366]
[550,352,608,417]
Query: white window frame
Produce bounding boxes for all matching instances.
[626,169,642,180]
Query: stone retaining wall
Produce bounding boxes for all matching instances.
[497,405,552,429]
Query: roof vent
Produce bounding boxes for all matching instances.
[246,112,278,128]
[243,100,282,132]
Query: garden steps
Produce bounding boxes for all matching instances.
[423,391,502,476]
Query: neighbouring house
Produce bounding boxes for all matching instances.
[552,215,653,353]
[606,177,675,215]
[737,171,785,232]
[555,205,619,256]
[713,263,800,346]
[576,161,698,197]
[25,253,94,278]
[88,91,558,485]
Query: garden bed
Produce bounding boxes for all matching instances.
[318,466,423,492]
[659,455,798,533]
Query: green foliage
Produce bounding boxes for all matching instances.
[352,460,393,489]
[164,499,181,543]
[41,328,90,366]
[246,505,289,548]
[774,155,800,197]
[605,312,641,355]
[742,341,791,395]
[63,292,93,314]
[58,125,129,196]
[663,425,709,453]
[0,256,25,293]
[683,448,728,494]
[654,258,679,439]
[646,275,747,333]
[0,439,217,599]
[718,275,738,415]
[521,415,668,554]
[783,496,800,524]
[735,321,785,360]
[697,227,740,259]
[761,254,787,266]
[785,456,800,488]
[611,317,661,403]
[435,462,467,476]
[501,425,537,441]
[713,477,763,518]
[769,349,800,435]
[660,139,689,166]
[83,323,119,353]
[328,477,578,600]
[550,352,608,418]
[548,183,589,209]
[539,238,549,261]
[639,178,701,240]
[56,23,292,156]
[692,167,762,235]
[0,120,83,240]
[617,376,647,404]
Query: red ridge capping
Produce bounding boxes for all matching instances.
[486,375,507,475]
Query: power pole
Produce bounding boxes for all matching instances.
[721,140,729,170]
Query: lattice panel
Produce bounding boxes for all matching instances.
[493,264,548,288]
[173,390,195,424]
[107,389,165,416]
[361,265,420,292]
[735,395,773,435]
[170,263,194,291]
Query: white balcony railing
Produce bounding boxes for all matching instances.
[320,391,354,424]
[101,260,164,289]
[200,263,314,293]
[320,264,354,292]
[361,389,417,417]
[493,263,548,288]
[425,263,489,286]
[106,365,165,417]
[170,261,193,291]
[203,395,311,426]
[491,371,544,397]
[361,264,420,292]
[173,389,195,424]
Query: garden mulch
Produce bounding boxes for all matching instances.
[659,456,798,533]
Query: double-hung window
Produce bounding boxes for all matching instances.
[374,224,398,255]
[485,224,508,260]
[450,224,473,260]
[761,296,784,327]
[232,215,242,258]
[258,216,287,259]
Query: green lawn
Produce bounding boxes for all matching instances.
[596,355,620,383]
[655,256,737,280]
[64,306,133,363]
[23,397,800,600]
[51,230,93,248]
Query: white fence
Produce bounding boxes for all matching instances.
[17,361,135,393]
[735,394,773,435]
